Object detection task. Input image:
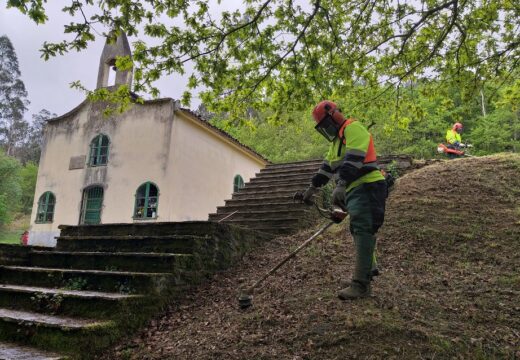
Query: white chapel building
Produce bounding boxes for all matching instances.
[28,32,268,247]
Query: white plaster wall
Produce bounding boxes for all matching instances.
[168,111,266,220]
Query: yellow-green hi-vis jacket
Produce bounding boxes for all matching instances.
[314,119,385,193]
[446,129,462,144]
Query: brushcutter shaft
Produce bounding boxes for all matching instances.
[244,221,335,294]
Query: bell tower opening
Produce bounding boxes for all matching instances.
[107,60,117,87]
[96,31,133,89]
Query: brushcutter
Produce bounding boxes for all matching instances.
[238,203,347,309]
[437,143,474,158]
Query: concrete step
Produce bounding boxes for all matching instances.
[236,181,309,193]
[0,284,144,319]
[58,221,250,238]
[220,217,306,230]
[55,235,206,253]
[263,159,322,170]
[0,308,113,355]
[0,265,177,295]
[249,173,314,184]
[231,188,306,200]
[260,163,321,175]
[224,194,296,206]
[0,341,66,360]
[209,209,309,222]
[214,201,311,214]
[258,167,321,177]
[234,223,301,235]
[29,251,196,273]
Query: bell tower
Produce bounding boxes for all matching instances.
[96,31,133,89]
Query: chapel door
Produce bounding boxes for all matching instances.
[80,186,104,225]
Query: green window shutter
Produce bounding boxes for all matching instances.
[81,187,103,225]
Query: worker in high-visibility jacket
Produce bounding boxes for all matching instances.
[446,122,463,147]
[300,100,387,300]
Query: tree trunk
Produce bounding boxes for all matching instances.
[480,89,487,117]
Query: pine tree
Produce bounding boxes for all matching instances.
[0,35,30,157]
[17,109,56,164]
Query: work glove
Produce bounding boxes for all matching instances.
[382,171,395,197]
[303,185,318,205]
[294,185,318,206]
[332,180,347,210]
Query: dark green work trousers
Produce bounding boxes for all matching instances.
[345,180,387,285]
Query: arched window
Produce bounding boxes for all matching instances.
[233,175,245,193]
[88,134,110,166]
[36,192,55,223]
[134,182,159,219]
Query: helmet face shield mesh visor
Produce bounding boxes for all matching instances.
[315,116,339,142]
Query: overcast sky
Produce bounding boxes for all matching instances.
[0,3,230,120]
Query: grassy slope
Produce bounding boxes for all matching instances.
[0,213,30,244]
[104,154,520,360]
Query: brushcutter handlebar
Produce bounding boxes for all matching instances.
[294,188,348,223]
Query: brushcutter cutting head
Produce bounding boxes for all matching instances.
[238,293,253,309]
[330,206,348,223]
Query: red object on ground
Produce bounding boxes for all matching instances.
[20,231,29,246]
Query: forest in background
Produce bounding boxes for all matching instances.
[211,76,520,162]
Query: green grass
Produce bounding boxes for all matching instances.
[1,213,30,245]
[0,230,22,244]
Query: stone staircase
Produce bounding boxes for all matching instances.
[209,156,413,234]
[209,159,324,234]
[0,222,269,359]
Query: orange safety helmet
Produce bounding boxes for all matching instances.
[452,122,463,133]
[312,101,346,141]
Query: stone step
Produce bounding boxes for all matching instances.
[231,188,306,200]
[29,251,196,273]
[224,194,295,206]
[234,223,301,235]
[0,308,113,355]
[0,265,177,295]
[236,181,309,193]
[249,173,314,184]
[263,159,322,170]
[0,341,66,360]
[55,235,205,253]
[0,284,143,319]
[220,217,306,230]
[214,201,311,214]
[259,165,321,177]
[58,221,250,239]
[260,161,323,174]
[209,209,309,222]
[255,166,320,179]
